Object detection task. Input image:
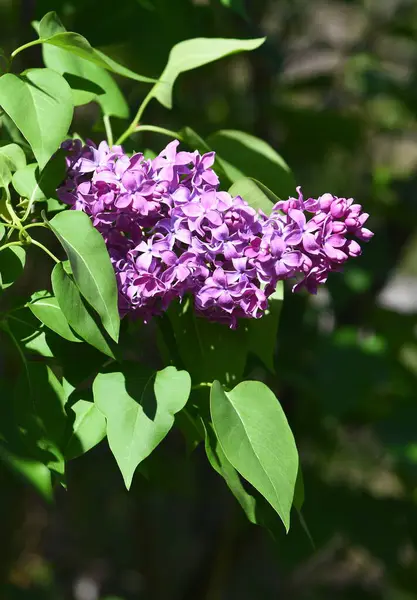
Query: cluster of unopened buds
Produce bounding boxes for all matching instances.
[58,139,373,328]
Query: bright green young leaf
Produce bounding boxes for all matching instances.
[244,282,284,372]
[12,151,66,203]
[51,262,115,358]
[0,223,5,242]
[168,299,246,385]
[33,12,156,85]
[152,37,265,109]
[49,211,120,342]
[29,295,81,343]
[204,420,257,523]
[229,177,278,214]
[0,143,26,173]
[0,69,73,169]
[0,154,12,189]
[0,444,53,501]
[0,246,26,290]
[65,399,107,460]
[13,164,46,201]
[208,130,295,198]
[210,380,298,531]
[24,331,54,358]
[94,365,191,489]
[42,45,129,117]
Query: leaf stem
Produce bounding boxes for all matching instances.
[10,39,42,59]
[103,114,114,147]
[116,89,154,145]
[0,240,24,253]
[30,239,60,263]
[192,382,212,391]
[133,125,183,141]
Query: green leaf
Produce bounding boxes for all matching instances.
[49,210,119,342]
[151,37,265,109]
[12,164,45,201]
[35,12,156,85]
[204,420,257,523]
[168,299,246,386]
[0,154,12,189]
[0,246,26,290]
[13,362,67,473]
[208,130,295,198]
[0,69,73,169]
[0,223,5,242]
[229,177,278,214]
[93,365,191,489]
[29,295,81,343]
[0,444,53,501]
[244,282,284,372]
[12,151,66,203]
[0,143,26,173]
[51,262,115,358]
[65,399,106,460]
[210,380,298,531]
[42,44,129,117]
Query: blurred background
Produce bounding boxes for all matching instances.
[1,0,417,598]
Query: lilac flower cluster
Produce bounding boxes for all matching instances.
[58,139,373,327]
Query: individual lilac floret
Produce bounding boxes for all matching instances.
[57,139,373,327]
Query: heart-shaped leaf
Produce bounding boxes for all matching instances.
[94,365,191,489]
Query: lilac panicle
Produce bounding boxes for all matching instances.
[57,138,373,327]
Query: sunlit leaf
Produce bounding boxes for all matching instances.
[151,37,265,109]
[29,295,81,343]
[65,399,107,460]
[94,365,191,489]
[35,12,156,84]
[0,69,73,169]
[210,380,298,531]
[0,246,26,290]
[49,211,120,342]
[42,44,129,117]
[0,444,53,501]
[51,262,115,358]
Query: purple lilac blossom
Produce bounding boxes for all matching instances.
[57,138,373,328]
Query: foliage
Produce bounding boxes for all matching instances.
[0,8,301,536]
